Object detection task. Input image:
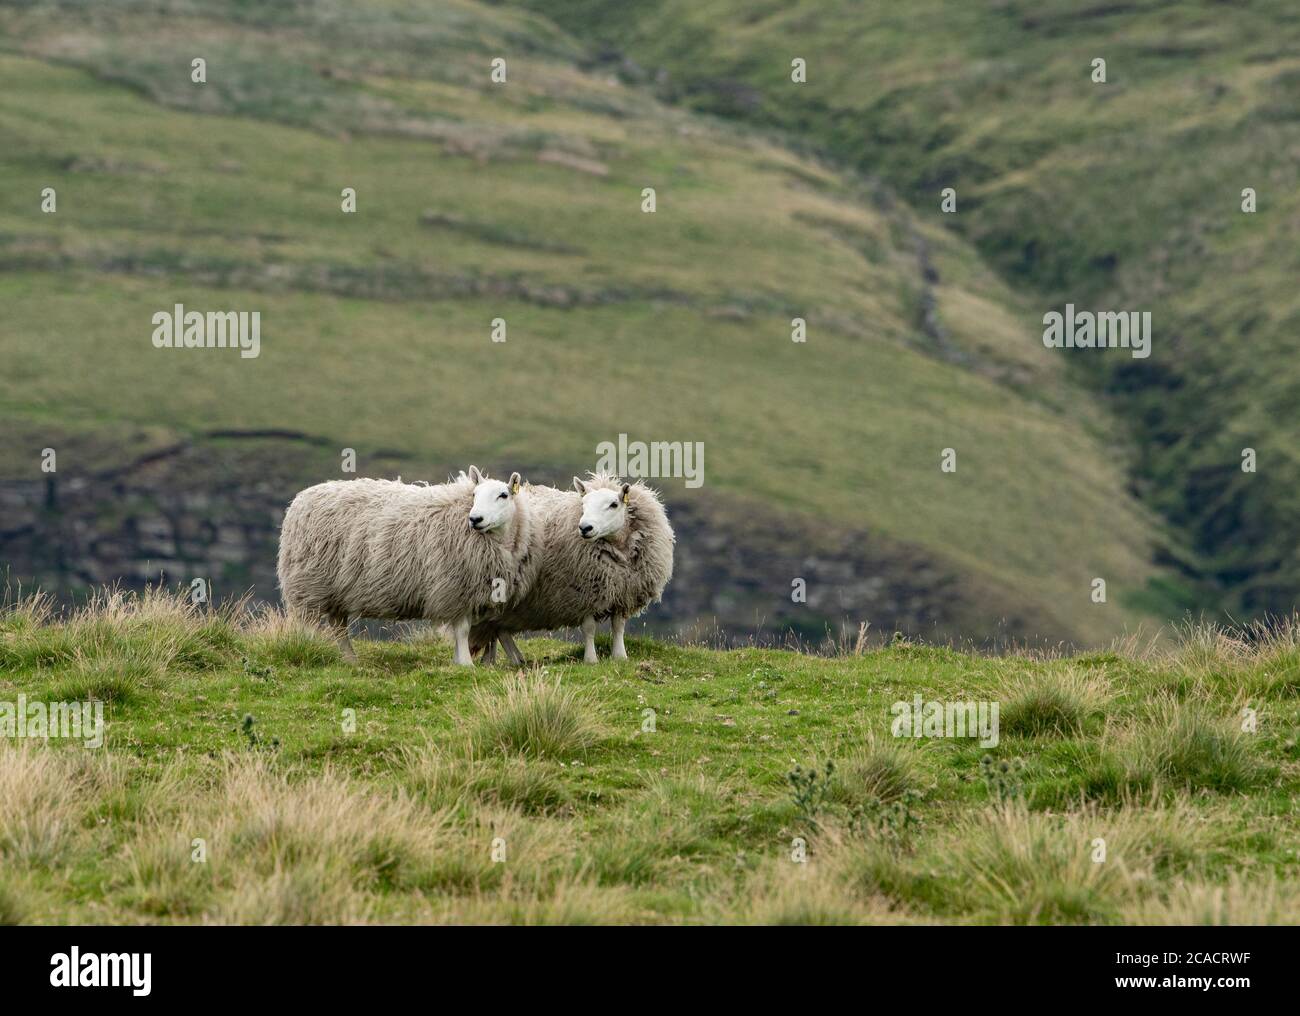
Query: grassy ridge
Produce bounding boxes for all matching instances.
[513,0,1300,619]
[1,590,1298,924]
[0,0,1171,643]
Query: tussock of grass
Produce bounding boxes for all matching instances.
[120,831,217,919]
[588,775,742,887]
[1168,621,1252,679]
[241,609,341,669]
[1040,697,1265,805]
[2,587,237,674]
[218,756,441,886]
[1124,697,1263,794]
[832,733,920,805]
[0,742,124,865]
[1243,653,1300,700]
[49,648,163,704]
[724,857,918,926]
[112,754,579,923]
[419,879,639,926]
[469,670,603,760]
[1,587,349,678]
[0,877,36,925]
[807,797,1221,925]
[1001,667,1108,738]
[1124,874,1300,926]
[402,740,570,814]
[112,757,440,920]
[924,801,1213,924]
[0,618,77,672]
[813,824,928,909]
[214,860,375,925]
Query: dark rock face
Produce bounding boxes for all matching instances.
[0,437,310,597]
[0,436,1061,650]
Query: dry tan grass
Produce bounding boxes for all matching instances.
[0,873,38,925]
[1,584,332,640]
[0,743,581,924]
[416,879,639,925]
[1122,873,1300,925]
[0,585,351,675]
[930,799,1216,923]
[1107,624,1166,662]
[719,850,923,926]
[401,739,569,814]
[1105,615,1300,673]
[800,796,1226,925]
[210,861,377,925]
[0,741,125,865]
[0,588,56,628]
[1166,620,1253,676]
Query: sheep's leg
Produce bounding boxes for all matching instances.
[611,616,628,660]
[581,616,598,664]
[482,638,498,665]
[500,632,525,667]
[452,618,474,666]
[328,612,358,663]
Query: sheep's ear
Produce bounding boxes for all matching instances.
[572,476,587,495]
[620,482,631,504]
[509,471,521,494]
[467,465,483,484]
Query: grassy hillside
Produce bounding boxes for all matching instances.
[0,0,1173,645]
[513,0,1300,620]
[2,590,1298,924]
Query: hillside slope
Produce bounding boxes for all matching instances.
[508,0,1300,620]
[0,0,1168,645]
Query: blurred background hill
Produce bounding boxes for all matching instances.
[3,0,1294,647]
[510,0,1300,622]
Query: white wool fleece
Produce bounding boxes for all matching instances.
[470,472,674,651]
[277,470,538,628]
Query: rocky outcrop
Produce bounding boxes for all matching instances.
[0,434,1066,649]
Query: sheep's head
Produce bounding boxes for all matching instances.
[574,476,630,540]
[467,466,523,533]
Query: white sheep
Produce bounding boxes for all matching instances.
[277,466,538,665]
[471,472,674,664]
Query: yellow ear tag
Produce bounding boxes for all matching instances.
[621,489,629,504]
[511,481,520,494]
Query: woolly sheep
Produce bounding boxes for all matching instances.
[470,473,674,664]
[277,465,538,665]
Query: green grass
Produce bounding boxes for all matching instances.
[1,588,1298,924]
[0,0,1172,646]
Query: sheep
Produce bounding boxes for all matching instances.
[277,465,539,665]
[470,472,674,665]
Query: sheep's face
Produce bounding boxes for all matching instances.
[578,483,630,540]
[468,472,522,533]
